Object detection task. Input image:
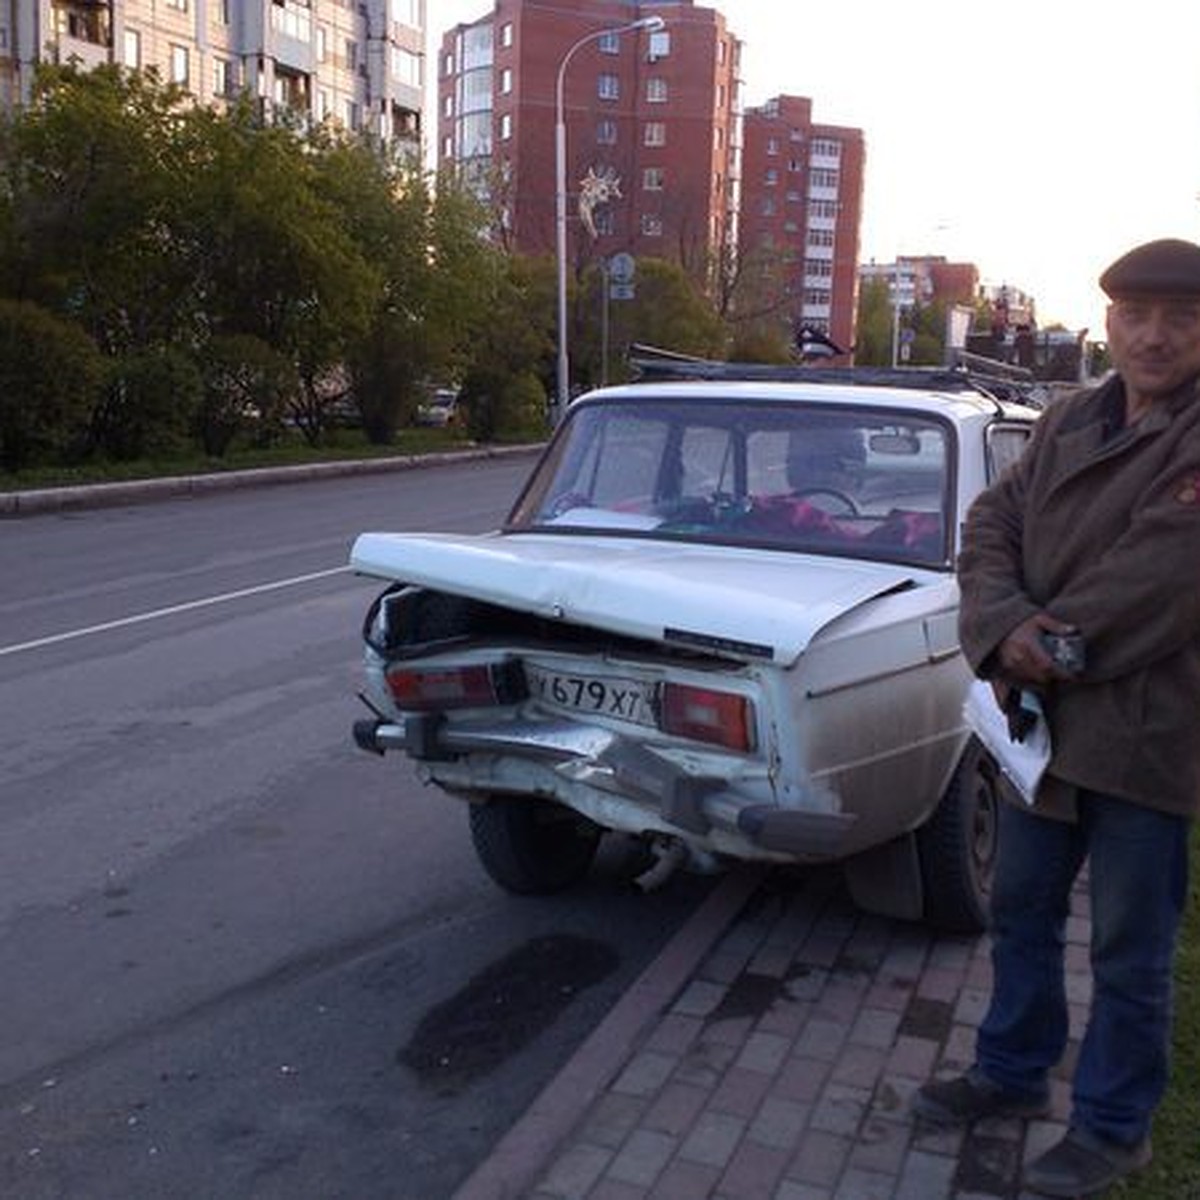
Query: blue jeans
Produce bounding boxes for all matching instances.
[975,791,1190,1145]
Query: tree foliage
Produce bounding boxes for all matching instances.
[0,298,102,470]
[0,65,512,469]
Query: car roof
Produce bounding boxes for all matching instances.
[574,379,1040,425]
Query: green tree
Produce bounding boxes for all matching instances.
[197,333,298,456]
[93,345,203,461]
[0,298,103,470]
[576,257,726,388]
[855,278,895,366]
[178,103,381,445]
[459,255,555,440]
[0,64,197,354]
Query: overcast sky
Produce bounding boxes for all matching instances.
[428,0,1200,336]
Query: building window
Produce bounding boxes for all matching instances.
[807,228,835,247]
[500,66,512,94]
[766,137,779,156]
[765,168,778,186]
[596,118,617,145]
[315,25,326,61]
[499,112,512,140]
[318,88,331,120]
[442,94,453,118]
[213,57,231,96]
[648,30,669,60]
[443,51,454,76]
[123,27,140,67]
[166,0,187,10]
[345,99,360,130]
[789,158,803,172]
[442,134,453,158]
[170,44,189,84]
[811,168,839,189]
[394,0,419,27]
[646,77,667,103]
[500,22,513,48]
[641,214,663,237]
[393,46,420,86]
[270,0,311,42]
[718,38,727,64]
[761,198,776,216]
[598,31,619,54]
[643,121,665,147]
[643,167,664,191]
[345,40,358,70]
[812,138,842,159]
[598,73,619,100]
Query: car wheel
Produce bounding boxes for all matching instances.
[468,797,602,895]
[917,737,999,934]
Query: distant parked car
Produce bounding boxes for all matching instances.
[350,360,1040,932]
[415,388,460,427]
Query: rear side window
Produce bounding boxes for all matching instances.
[986,424,1032,481]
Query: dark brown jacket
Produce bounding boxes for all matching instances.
[958,373,1200,820]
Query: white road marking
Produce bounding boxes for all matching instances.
[0,566,353,658]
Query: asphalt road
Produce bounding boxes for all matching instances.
[0,460,711,1200]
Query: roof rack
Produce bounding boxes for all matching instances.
[627,343,1045,407]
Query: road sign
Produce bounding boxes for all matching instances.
[608,253,636,284]
[609,283,635,301]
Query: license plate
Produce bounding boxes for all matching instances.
[524,664,659,726]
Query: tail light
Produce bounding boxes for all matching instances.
[385,661,525,712]
[661,683,755,752]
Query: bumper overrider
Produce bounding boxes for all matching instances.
[351,711,857,861]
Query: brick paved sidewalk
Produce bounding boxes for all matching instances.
[524,867,1091,1200]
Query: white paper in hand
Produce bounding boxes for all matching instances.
[963,680,1051,806]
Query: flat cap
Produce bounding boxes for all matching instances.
[1100,238,1200,299]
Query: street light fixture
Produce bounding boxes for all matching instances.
[554,13,665,426]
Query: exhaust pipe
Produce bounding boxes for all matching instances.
[633,839,688,892]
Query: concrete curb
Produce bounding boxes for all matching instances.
[451,864,768,1200]
[0,443,545,518]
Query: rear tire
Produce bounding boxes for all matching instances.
[917,737,999,934]
[469,797,602,895]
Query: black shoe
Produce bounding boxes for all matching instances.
[912,1070,1050,1126]
[1023,1125,1152,1197]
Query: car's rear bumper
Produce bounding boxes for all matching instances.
[352,714,857,861]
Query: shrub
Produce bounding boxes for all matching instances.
[0,299,103,471]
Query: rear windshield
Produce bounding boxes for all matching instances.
[507,398,954,568]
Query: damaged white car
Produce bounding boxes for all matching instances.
[351,364,1039,932]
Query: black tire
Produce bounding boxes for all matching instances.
[468,797,602,895]
[917,737,999,934]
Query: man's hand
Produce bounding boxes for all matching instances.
[996,613,1080,686]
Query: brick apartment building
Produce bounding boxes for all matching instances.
[0,0,423,150]
[438,1,866,356]
[437,0,741,279]
[739,94,864,355]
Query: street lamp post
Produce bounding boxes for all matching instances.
[554,13,664,426]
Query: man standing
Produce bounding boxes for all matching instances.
[913,238,1200,1197]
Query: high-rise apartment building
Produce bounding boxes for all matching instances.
[437,0,742,279]
[0,0,424,151]
[739,94,864,354]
